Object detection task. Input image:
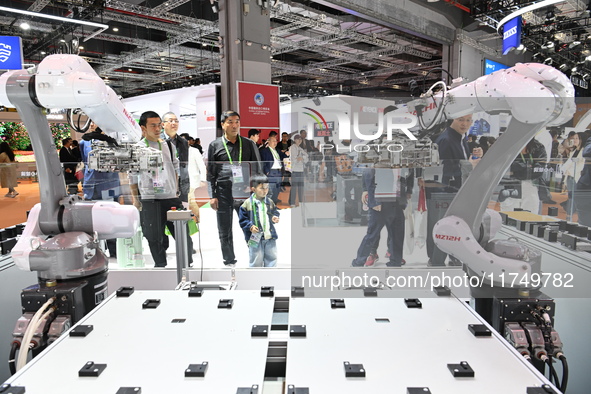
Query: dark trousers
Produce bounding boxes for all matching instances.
[65,172,78,195]
[289,171,304,206]
[574,190,591,226]
[216,185,243,265]
[179,178,190,203]
[140,197,193,267]
[426,190,455,266]
[267,169,282,204]
[352,202,405,266]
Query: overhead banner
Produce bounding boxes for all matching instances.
[502,16,522,55]
[237,81,280,138]
[0,36,24,70]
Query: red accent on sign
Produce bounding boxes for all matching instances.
[237,81,280,136]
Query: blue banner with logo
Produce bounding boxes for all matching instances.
[0,36,24,70]
[502,17,521,55]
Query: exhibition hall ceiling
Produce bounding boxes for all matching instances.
[0,0,448,97]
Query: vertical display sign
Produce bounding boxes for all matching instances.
[0,36,24,70]
[237,81,280,139]
[502,17,522,55]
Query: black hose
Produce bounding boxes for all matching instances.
[547,357,560,387]
[9,342,19,375]
[67,109,91,133]
[546,358,554,385]
[422,67,455,92]
[559,355,568,393]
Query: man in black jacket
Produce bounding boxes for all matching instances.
[428,115,482,266]
[575,137,591,226]
[59,138,79,195]
[435,115,482,190]
[500,138,547,214]
[163,111,190,204]
[207,110,262,267]
[260,135,285,204]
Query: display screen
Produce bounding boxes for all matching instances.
[484,58,509,75]
[0,36,24,70]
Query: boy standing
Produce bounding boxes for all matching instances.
[239,175,280,267]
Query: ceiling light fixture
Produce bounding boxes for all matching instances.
[569,40,582,49]
[541,41,555,52]
[113,27,119,32]
[514,44,526,54]
[0,6,109,30]
[19,22,30,30]
[546,9,556,20]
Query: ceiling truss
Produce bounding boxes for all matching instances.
[1,0,445,97]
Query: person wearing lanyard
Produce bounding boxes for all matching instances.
[239,175,280,267]
[207,110,262,267]
[500,138,546,214]
[130,111,194,268]
[435,114,482,190]
[428,115,482,266]
[162,112,190,204]
[260,135,285,204]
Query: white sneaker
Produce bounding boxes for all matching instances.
[226,263,236,268]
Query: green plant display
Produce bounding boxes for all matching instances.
[50,123,72,148]
[0,122,72,150]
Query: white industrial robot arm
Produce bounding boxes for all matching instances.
[0,54,144,277]
[0,54,143,143]
[408,63,575,289]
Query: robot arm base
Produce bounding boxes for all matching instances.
[434,215,541,290]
